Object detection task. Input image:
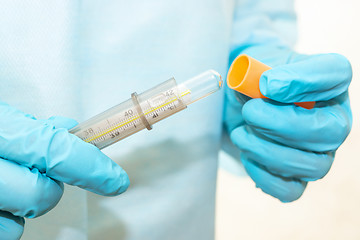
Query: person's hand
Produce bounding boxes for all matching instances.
[224,47,352,202]
[0,102,130,240]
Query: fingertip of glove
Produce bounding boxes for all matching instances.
[265,177,307,203]
[93,158,130,197]
[229,127,242,142]
[0,211,24,240]
[327,53,351,68]
[329,53,353,84]
[241,99,268,126]
[259,73,270,97]
[242,157,307,203]
[260,69,299,103]
[259,70,286,100]
[276,181,307,203]
[107,167,130,196]
[118,169,130,194]
[261,180,306,203]
[229,126,249,149]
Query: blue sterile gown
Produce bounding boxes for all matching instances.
[0,0,296,239]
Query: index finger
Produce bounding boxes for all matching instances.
[260,53,352,103]
[0,102,129,196]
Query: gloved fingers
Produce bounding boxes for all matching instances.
[0,102,130,196]
[0,159,63,218]
[241,155,307,202]
[231,126,334,181]
[40,116,78,130]
[9,129,129,196]
[260,53,352,103]
[242,98,351,152]
[0,211,24,240]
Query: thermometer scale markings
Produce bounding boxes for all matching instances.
[83,90,191,143]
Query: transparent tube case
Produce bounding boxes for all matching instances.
[69,70,222,149]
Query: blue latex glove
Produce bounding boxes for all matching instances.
[0,102,130,240]
[224,46,352,202]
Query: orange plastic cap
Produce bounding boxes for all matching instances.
[227,54,315,109]
[227,54,271,99]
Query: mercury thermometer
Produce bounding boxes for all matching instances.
[70,70,223,149]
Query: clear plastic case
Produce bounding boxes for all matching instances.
[69,70,222,149]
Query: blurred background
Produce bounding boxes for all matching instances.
[216,0,360,239]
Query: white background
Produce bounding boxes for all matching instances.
[216,0,360,239]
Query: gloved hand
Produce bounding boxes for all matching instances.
[0,101,130,240]
[224,46,352,202]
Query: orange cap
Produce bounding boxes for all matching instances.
[227,54,315,109]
